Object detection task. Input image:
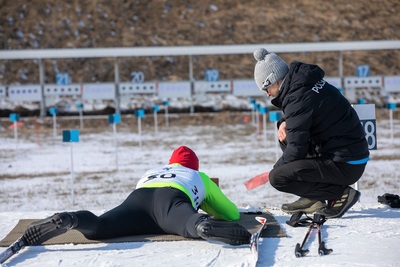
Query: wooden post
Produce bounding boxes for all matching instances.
[211,178,219,187]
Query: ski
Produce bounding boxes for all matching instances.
[294,214,333,257]
[0,215,65,265]
[250,216,268,265]
[0,236,26,264]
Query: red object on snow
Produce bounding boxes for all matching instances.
[244,172,270,190]
[8,122,24,129]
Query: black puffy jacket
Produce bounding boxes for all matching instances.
[271,62,369,168]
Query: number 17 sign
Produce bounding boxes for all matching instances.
[353,104,377,150]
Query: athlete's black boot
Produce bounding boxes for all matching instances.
[196,218,251,246]
[22,212,78,245]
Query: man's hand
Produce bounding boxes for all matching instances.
[278,121,287,142]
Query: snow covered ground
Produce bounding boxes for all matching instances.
[0,111,399,266]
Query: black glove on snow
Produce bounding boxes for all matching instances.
[377,193,400,208]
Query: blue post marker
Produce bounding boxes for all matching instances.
[9,113,20,145]
[153,105,159,134]
[109,114,121,171]
[49,107,58,139]
[386,103,396,144]
[62,129,80,205]
[357,98,366,104]
[76,103,84,129]
[135,109,145,147]
[259,106,269,145]
[163,101,169,127]
[269,111,282,161]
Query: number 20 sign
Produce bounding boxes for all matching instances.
[353,104,377,150]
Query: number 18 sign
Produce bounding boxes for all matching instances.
[353,104,377,150]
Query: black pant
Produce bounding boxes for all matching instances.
[269,157,366,201]
[72,187,207,240]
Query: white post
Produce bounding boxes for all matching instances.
[263,112,267,146]
[389,109,394,144]
[165,107,169,127]
[138,117,142,147]
[256,109,260,136]
[154,110,158,134]
[70,142,75,205]
[113,122,118,170]
[53,114,57,138]
[79,109,84,129]
[14,121,18,145]
[274,126,279,161]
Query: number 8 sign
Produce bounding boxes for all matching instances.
[353,104,377,150]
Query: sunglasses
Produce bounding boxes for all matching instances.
[261,73,274,92]
[261,84,270,93]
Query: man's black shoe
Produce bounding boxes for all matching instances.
[282,197,326,214]
[317,186,360,219]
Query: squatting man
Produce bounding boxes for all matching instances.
[253,48,369,219]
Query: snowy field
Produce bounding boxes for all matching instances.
[0,111,399,266]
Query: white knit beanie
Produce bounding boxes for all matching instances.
[253,48,289,90]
